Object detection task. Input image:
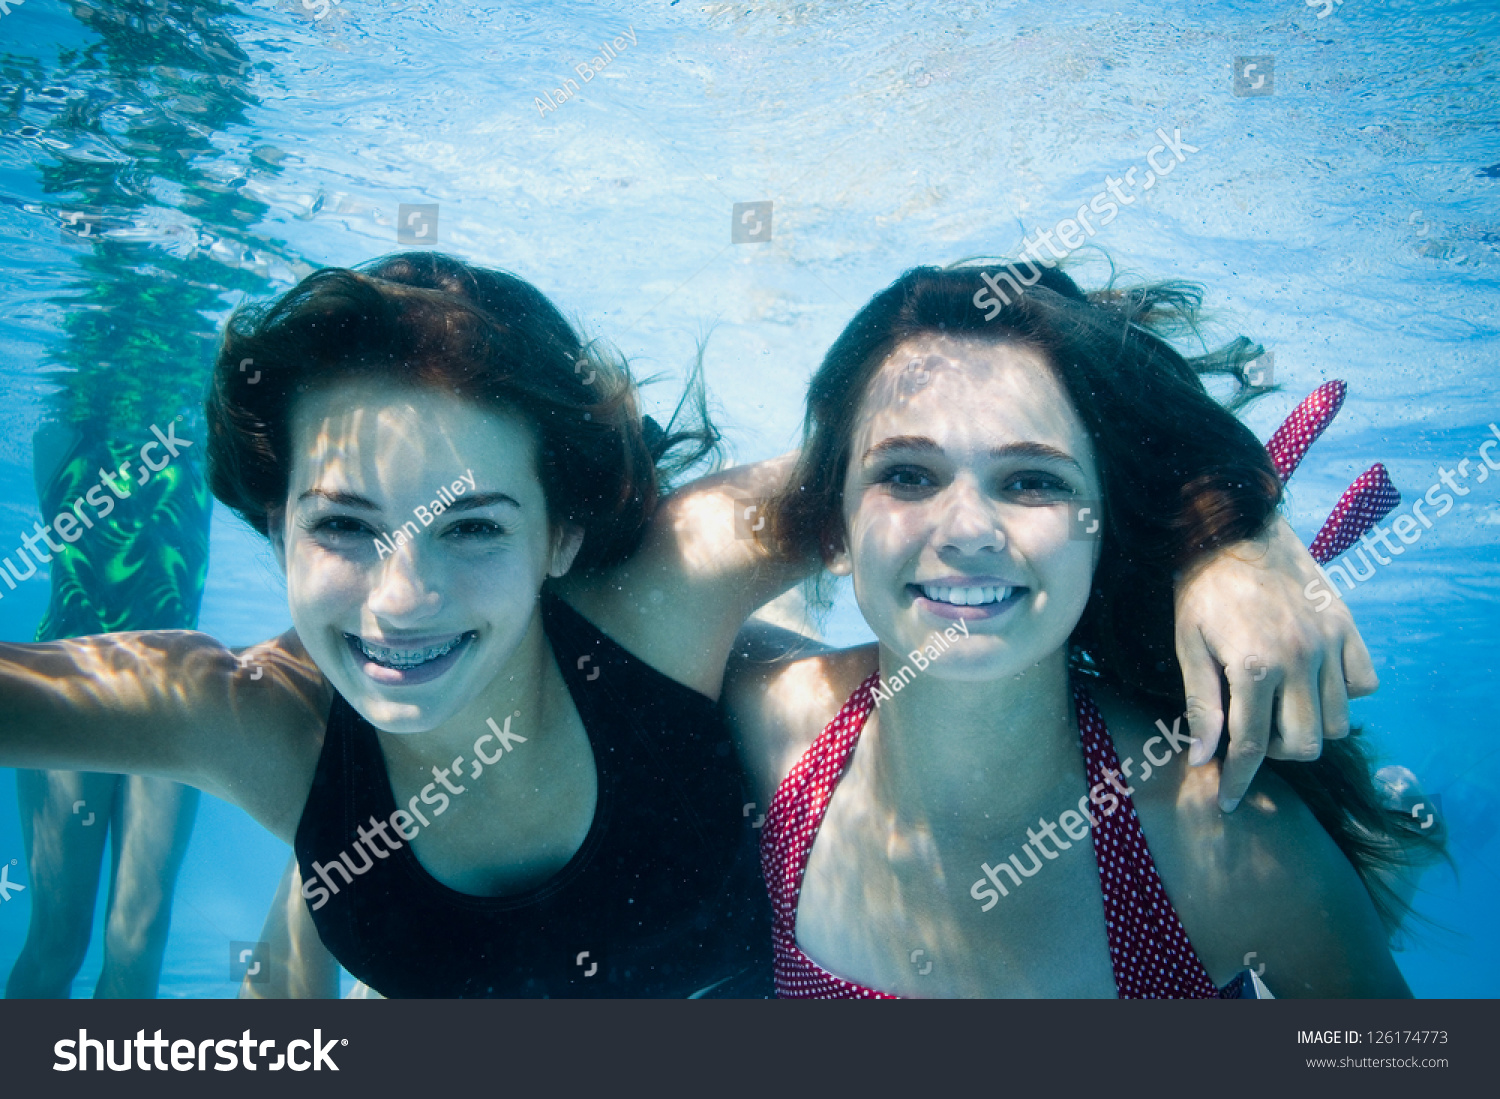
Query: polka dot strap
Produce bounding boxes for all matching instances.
[761,673,895,998]
[1261,380,1402,564]
[1074,684,1223,999]
[1265,380,1345,483]
[1307,462,1401,565]
[761,675,1228,999]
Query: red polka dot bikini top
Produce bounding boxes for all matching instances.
[760,379,1395,999]
[760,674,1238,998]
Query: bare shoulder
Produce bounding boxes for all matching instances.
[1088,682,1408,998]
[199,629,334,840]
[721,624,877,807]
[229,630,333,737]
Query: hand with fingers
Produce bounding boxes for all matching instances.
[1172,380,1396,812]
[1174,516,1379,810]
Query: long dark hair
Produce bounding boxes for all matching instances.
[206,252,717,573]
[765,260,1445,933]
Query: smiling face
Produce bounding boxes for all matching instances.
[273,380,580,733]
[837,334,1102,680]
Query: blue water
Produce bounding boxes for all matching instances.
[0,0,1495,997]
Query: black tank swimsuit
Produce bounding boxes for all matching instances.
[294,592,772,997]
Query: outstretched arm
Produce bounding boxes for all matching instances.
[1174,515,1379,812]
[0,630,329,841]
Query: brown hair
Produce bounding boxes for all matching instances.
[767,261,1280,696]
[766,260,1445,932]
[206,252,716,572]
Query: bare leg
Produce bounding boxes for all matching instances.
[5,770,118,998]
[239,856,340,999]
[92,776,199,998]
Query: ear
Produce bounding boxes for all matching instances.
[825,537,852,577]
[548,522,585,579]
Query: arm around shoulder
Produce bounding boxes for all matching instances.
[556,454,816,698]
[722,629,870,810]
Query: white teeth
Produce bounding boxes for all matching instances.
[919,584,1013,606]
[356,634,466,669]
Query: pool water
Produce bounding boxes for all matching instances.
[0,0,1495,997]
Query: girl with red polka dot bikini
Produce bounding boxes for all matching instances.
[725,263,1446,999]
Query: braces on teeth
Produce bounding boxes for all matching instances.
[357,635,466,668]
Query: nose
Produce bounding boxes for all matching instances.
[366,540,442,622]
[933,475,1006,557]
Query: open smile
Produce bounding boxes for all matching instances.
[909,581,1028,621]
[345,631,476,686]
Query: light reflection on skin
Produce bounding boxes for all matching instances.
[0,630,329,836]
[792,333,1114,996]
[894,354,943,400]
[779,333,1408,998]
[271,381,581,742]
[835,333,1102,683]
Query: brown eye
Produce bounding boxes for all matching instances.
[879,465,938,490]
[1003,472,1073,496]
[444,519,507,539]
[309,516,373,536]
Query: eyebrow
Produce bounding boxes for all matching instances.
[298,488,522,511]
[446,492,521,512]
[861,435,1083,471]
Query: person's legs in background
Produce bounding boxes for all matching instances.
[94,775,199,998]
[5,769,117,998]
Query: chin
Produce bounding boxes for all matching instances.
[330,658,472,734]
[348,693,443,735]
[901,627,1060,682]
[927,652,1034,684]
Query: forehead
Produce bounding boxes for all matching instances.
[287,380,539,496]
[854,333,1092,462]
